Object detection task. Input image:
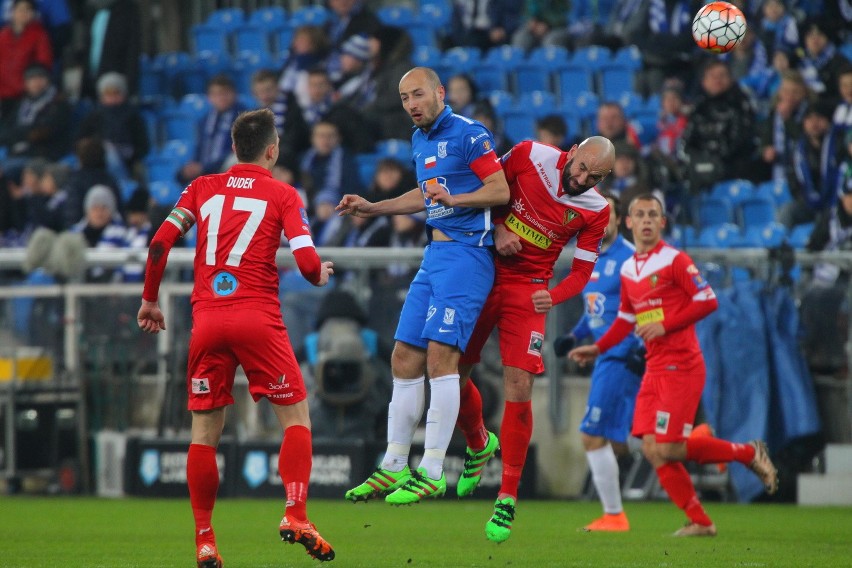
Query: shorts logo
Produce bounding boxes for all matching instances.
[437,141,448,158]
[443,308,455,325]
[192,378,211,394]
[426,306,437,321]
[655,411,670,434]
[527,331,544,356]
[213,271,238,296]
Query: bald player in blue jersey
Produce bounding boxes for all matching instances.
[553,193,643,532]
[337,67,510,504]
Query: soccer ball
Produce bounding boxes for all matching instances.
[692,2,747,54]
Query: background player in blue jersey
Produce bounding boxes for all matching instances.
[337,67,510,504]
[553,193,644,532]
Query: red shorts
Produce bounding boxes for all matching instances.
[459,278,547,374]
[186,302,306,410]
[631,367,705,442]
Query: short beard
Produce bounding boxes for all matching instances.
[561,158,590,196]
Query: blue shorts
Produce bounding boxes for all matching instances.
[579,355,642,443]
[395,241,494,352]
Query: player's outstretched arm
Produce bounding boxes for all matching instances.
[138,212,188,334]
[426,170,510,208]
[336,188,425,218]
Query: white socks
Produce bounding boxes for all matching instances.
[419,374,460,480]
[381,377,425,472]
[586,444,623,514]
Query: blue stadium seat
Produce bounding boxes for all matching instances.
[149,180,184,206]
[145,154,182,185]
[697,196,734,228]
[788,222,814,249]
[502,109,537,143]
[567,90,599,120]
[487,90,516,115]
[356,153,380,187]
[407,25,437,49]
[615,91,644,118]
[471,66,508,93]
[712,179,755,206]
[442,47,482,73]
[119,178,139,201]
[630,116,658,146]
[412,45,442,67]
[555,110,583,141]
[643,94,661,115]
[484,45,526,70]
[192,24,230,57]
[419,0,452,29]
[161,139,194,162]
[207,8,245,31]
[159,109,199,148]
[519,91,558,117]
[233,24,271,58]
[529,45,570,69]
[275,27,294,56]
[141,110,160,146]
[377,6,417,27]
[375,139,412,165]
[179,93,210,119]
[514,62,551,94]
[139,55,165,100]
[754,179,792,206]
[742,222,787,248]
[570,45,611,72]
[612,45,642,71]
[557,65,594,97]
[249,6,287,29]
[739,196,776,228]
[233,51,276,97]
[288,5,329,27]
[841,41,852,63]
[599,64,636,100]
[668,224,697,248]
[697,223,742,248]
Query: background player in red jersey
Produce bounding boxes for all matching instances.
[569,194,779,537]
[452,136,615,543]
[136,109,335,566]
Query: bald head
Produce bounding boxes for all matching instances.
[399,67,445,130]
[561,136,615,196]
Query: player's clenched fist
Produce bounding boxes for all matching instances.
[336,194,375,217]
[494,224,522,256]
[317,261,334,287]
[137,300,166,334]
[568,344,600,366]
[424,183,455,207]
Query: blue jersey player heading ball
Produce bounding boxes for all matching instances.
[337,67,510,504]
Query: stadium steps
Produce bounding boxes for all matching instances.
[798,444,852,505]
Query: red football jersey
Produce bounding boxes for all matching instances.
[172,163,312,309]
[617,240,717,372]
[496,140,609,280]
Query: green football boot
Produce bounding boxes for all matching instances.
[344,465,411,502]
[456,431,500,497]
[385,467,446,505]
[485,497,516,543]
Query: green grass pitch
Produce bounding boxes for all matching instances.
[0,496,849,567]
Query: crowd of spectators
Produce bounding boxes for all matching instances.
[1,0,852,280]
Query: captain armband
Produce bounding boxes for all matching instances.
[164,207,196,236]
[288,234,315,250]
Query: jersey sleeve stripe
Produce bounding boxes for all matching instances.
[617,310,636,322]
[166,208,194,236]
[693,289,717,301]
[574,248,598,262]
[289,234,315,250]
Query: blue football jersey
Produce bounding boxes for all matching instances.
[411,106,503,246]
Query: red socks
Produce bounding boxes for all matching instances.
[656,462,713,526]
[187,443,219,545]
[499,401,533,499]
[280,425,312,522]
[457,380,489,451]
[686,436,756,465]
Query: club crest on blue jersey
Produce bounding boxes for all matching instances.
[213,271,238,296]
[437,141,448,158]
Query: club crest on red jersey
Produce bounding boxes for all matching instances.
[649,274,659,287]
[563,209,579,225]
